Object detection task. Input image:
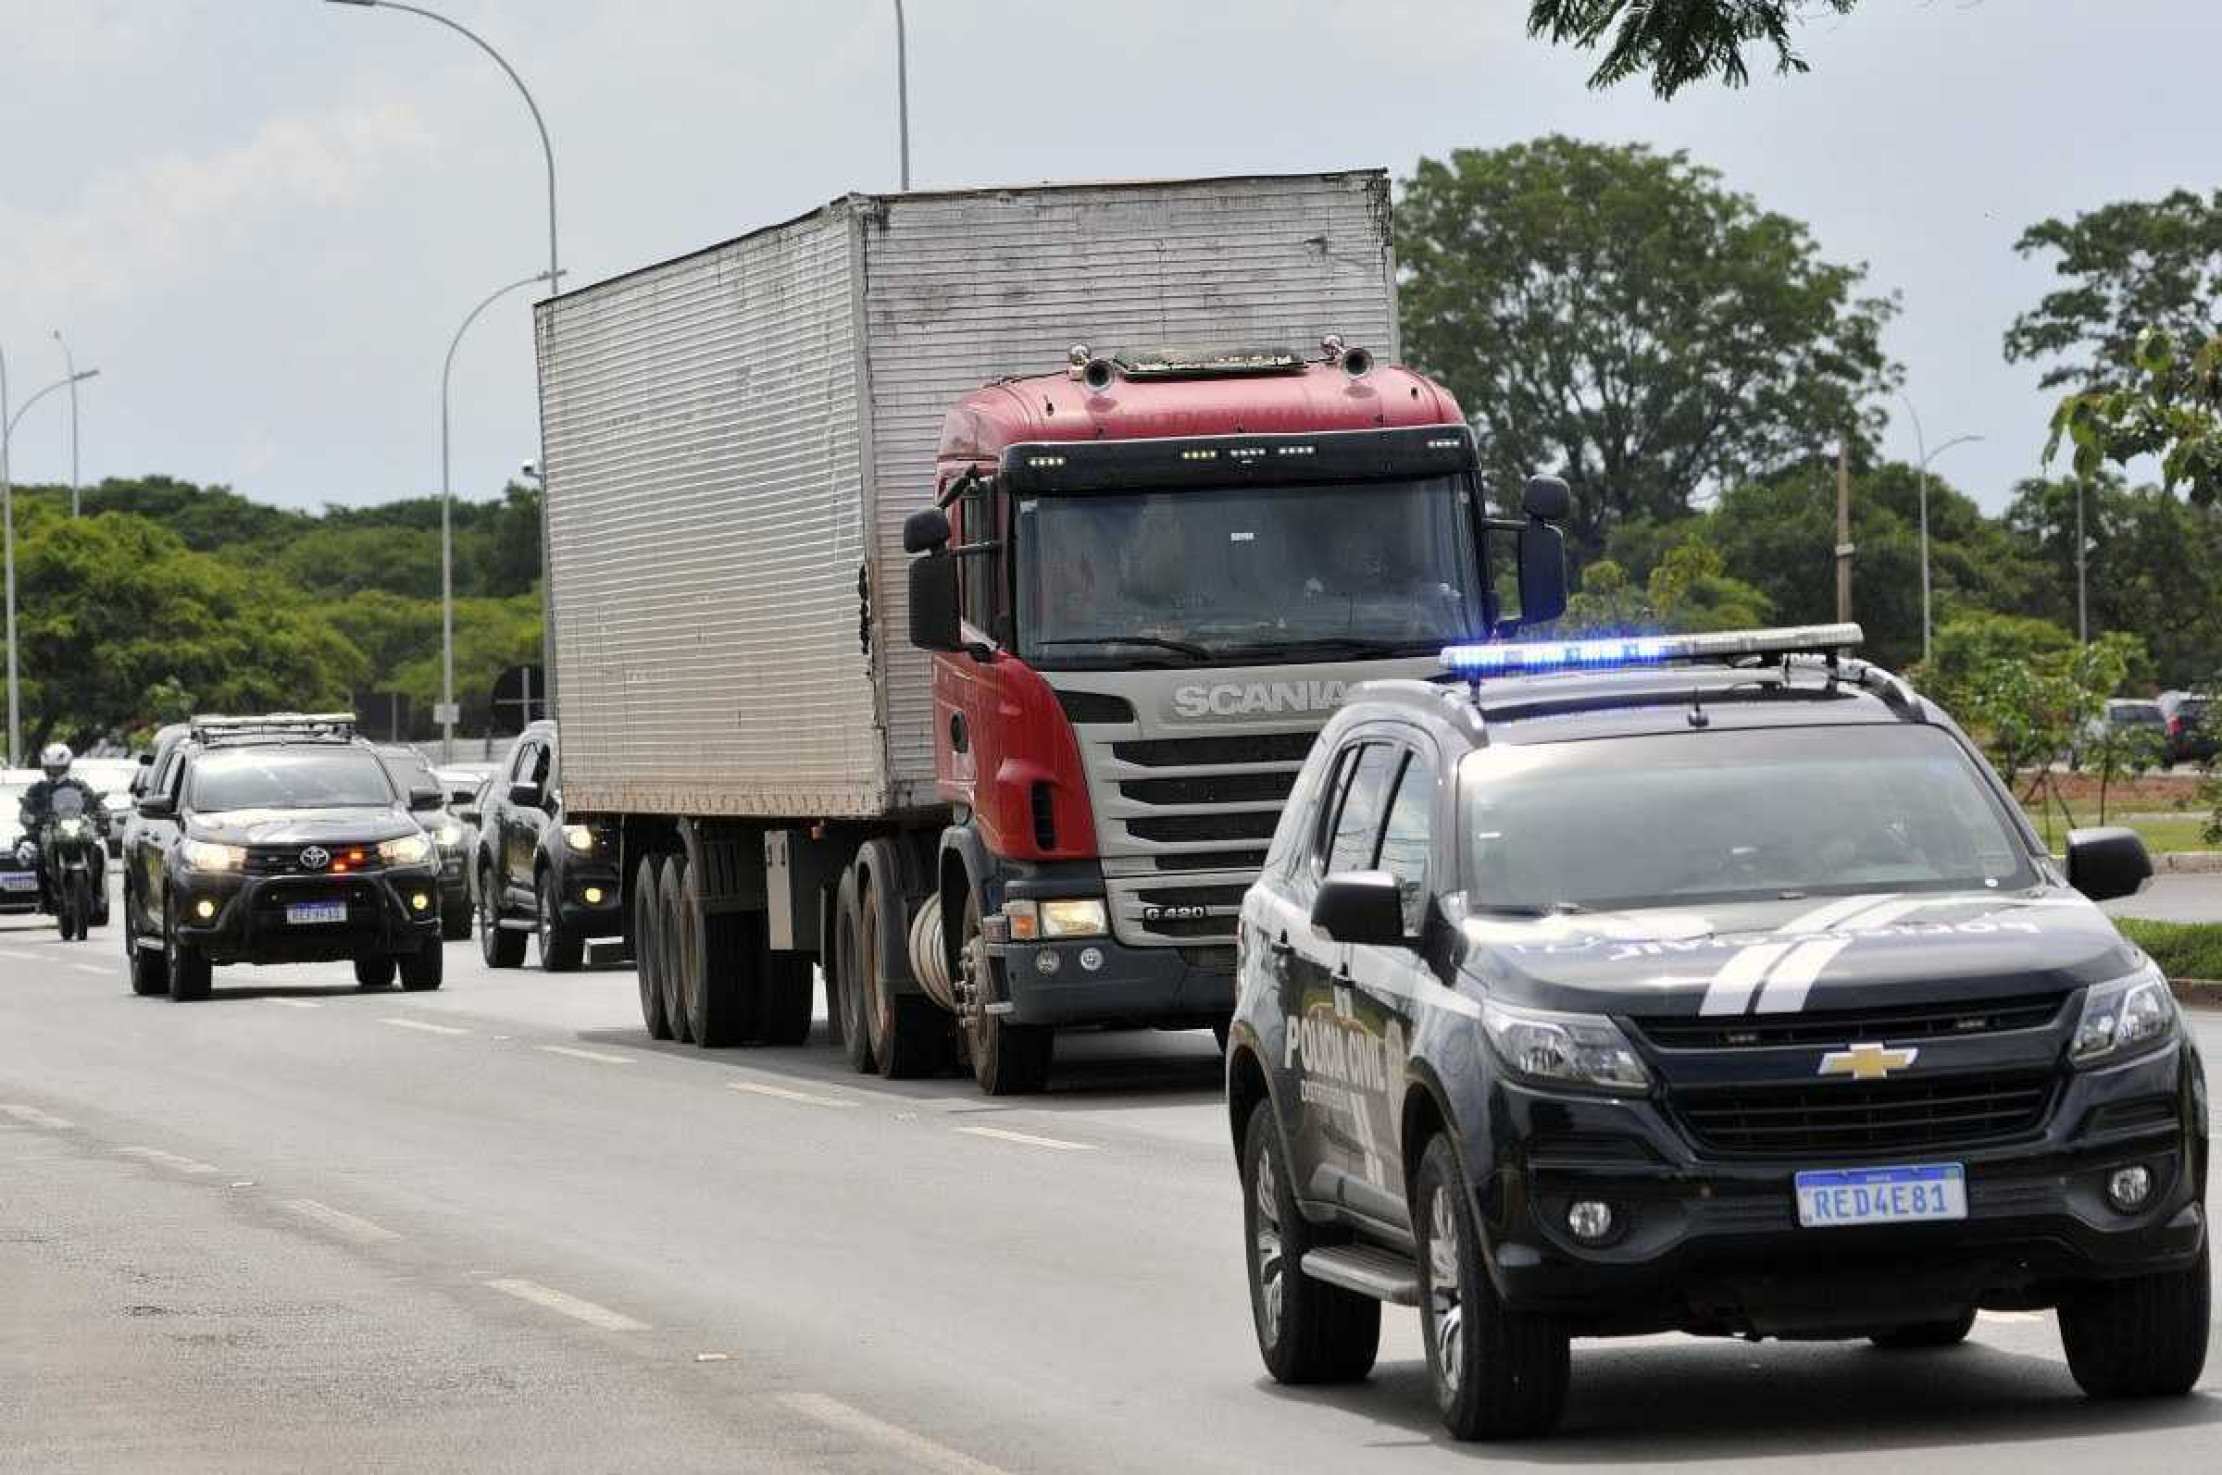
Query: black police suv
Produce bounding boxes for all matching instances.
[471,720,622,971]
[1226,624,2209,1441]
[123,714,448,1001]
[377,745,473,940]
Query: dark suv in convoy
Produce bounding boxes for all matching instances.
[123,714,448,1000]
[377,745,473,940]
[1227,625,2208,1441]
[2156,690,2216,767]
[472,720,622,971]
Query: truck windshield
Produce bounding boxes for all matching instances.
[1460,725,2037,912]
[1014,477,1487,668]
[191,749,400,813]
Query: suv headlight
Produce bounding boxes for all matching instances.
[2070,962,2177,1067]
[1482,998,1652,1095]
[378,833,434,867]
[562,823,595,853]
[433,821,464,848]
[180,839,245,872]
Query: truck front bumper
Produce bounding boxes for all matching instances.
[989,934,1234,1028]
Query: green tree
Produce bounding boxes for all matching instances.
[2047,327,2222,510]
[2005,191,2222,392]
[1527,1,1857,98]
[1398,138,1897,557]
[1559,541,1770,634]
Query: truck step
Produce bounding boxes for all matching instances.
[1300,1244,1421,1306]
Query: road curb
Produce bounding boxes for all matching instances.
[2168,978,2222,1007]
[2155,852,2222,874]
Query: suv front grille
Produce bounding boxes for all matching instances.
[1634,993,2067,1051]
[243,845,382,877]
[1672,1072,2054,1157]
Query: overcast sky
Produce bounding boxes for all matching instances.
[1,0,2213,515]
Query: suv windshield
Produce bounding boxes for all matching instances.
[191,748,399,812]
[1015,476,1487,668]
[1460,725,2035,912]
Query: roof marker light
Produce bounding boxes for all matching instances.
[1181,448,1219,462]
[1440,623,1864,679]
[1427,436,1464,450]
[1026,454,1066,469]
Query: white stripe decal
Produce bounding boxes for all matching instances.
[1698,941,1794,1016]
[1752,938,1852,1014]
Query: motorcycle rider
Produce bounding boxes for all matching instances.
[20,743,107,907]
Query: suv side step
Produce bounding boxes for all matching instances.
[1300,1244,1421,1305]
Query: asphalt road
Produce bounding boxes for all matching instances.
[2107,873,2222,924]
[1,901,2216,1473]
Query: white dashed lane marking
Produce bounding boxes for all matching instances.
[955,1125,1093,1152]
[67,963,110,976]
[485,1278,649,1332]
[116,1146,221,1175]
[777,1393,1010,1475]
[0,1103,74,1130]
[536,1045,632,1065]
[0,948,42,961]
[379,1017,469,1037]
[727,1080,857,1109]
[283,1199,402,1244]
[263,998,323,1009]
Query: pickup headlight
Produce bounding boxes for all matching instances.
[378,833,434,867]
[1482,998,1652,1095]
[179,839,245,872]
[562,823,595,853]
[433,822,465,848]
[2070,963,2177,1067]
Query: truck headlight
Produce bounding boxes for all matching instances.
[2070,963,2177,1067]
[378,833,434,867]
[1039,898,1108,938]
[1482,998,1652,1095]
[179,839,245,872]
[562,824,595,853]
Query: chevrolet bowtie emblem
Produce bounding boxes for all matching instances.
[1818,1042,1918,1081]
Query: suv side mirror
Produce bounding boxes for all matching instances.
[1310,871,1409,947]
[508,781,544,808]
[409,787,444,812]
[908,550,963,653]
[2067,826,2152,902]
[136,794,176,820]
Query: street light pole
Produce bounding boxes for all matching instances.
[0,347,101,767]
[441,270,560,764]
[52,332,80,517]
[894,0,911,190]
[1896,394,1981,665]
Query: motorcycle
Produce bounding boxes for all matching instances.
[40,788,104,942]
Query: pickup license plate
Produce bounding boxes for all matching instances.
[0,873,37,893]
[1795,1163,1965,1229]
[286,901,348,927]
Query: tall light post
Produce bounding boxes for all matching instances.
[323,0,562,702]
[441,270,560,763]
[0,347,101,766]
[893,0,911,189]
[52,331,82,517]
[1897,393,1981,664]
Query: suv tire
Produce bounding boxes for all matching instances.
[163,901,211,1002]
[354,954,397,989]
[1240,1103,1380,1385]
[1415,1133,1568,1440]
[1870,1310,1975,1349]
[127,916,166,996]
[440,896,472,942]
[537,871,584,973]
[479,861,525,969]
[2059,1240,2210,1397]
[398,935,444,991]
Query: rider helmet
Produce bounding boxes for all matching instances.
[39,742,71,782]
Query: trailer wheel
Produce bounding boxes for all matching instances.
[633,856,670,1040]
[857,852,939,1079]
[689,902,750,1048]
[657,856,692,1044]
[755,922,815,1047]
[833,871,875,1074]
[960,887,1052,1095]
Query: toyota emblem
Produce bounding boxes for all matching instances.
[299,845,331,871]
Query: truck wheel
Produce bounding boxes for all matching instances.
[1241,1102,1379,1384]
[858,862,938,1079]
[655,857,691,1044]
[1414,1133,1569,1440]
[754,926,815,1046]
[398,935,444,991]
[833,873,875,1074]
[683,872,746,1049]
[633,857,671,1040]
[479,862,525,969]
[353,954,398,989]
[2059,1240,2210,1397]
[537,872,584,972]
[959,889,1051,1095]
[1870,1310,1975,1349]
[163,902,211,1002]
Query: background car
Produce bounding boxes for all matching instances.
[377,745,473,940]
[0,773,43,914]
[2156,691,2216,767]
[471,720,621,971]
[72,756,139,858]
[2072,697,2168,767]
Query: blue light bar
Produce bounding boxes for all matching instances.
[1440,623,1864,678]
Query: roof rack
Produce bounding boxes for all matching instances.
[190,712,358,746]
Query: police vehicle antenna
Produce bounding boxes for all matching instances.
[1687,687,1709,729]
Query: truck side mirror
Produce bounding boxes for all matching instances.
[1517,520,1567,627]
[907,551,963,652]
[1521,475,1571,522]
[903,507,952,554]
[2066,826,2152,902]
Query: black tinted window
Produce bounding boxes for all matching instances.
[1326,745,1399,875]
[190,749,398,812]
[1378,754,1436,933]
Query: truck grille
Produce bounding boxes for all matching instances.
[1634,993,2067,1051]
[1672,1073,2054,1157]
[1126,812,1280,844]
[1111,733,1316,768]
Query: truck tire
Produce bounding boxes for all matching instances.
[398,935,444,991]
[479,861,525,969]
[857,855,939,1079]
[833,872,875,1075]
[755,927,815,1046]
[633,857,671,1040]
[2059,1240,2210,1397]
[1414,1133,1569,1440]
[1870,1310,1975,1349]
[661,855,697,1043]
[959,888,1052,1095]
[1241,1102,1379,1385]
[654,856,690,1044]
[537,871,584,973]
[354,954,397,989]
[684,874,748,1048]
[163,901,211,1002]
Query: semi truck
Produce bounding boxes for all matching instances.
[533,171,1566,1094]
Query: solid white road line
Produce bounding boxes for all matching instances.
[955,1125,1093,1152]
[0,1103,74,1130]
[67,963,110,976]
[0,948,42,961]
[283,1198,402,1244]
[778,1393,1010,1475]
[536,1044,632,1065]
[727,1080,857,1109]
[1982,1310,2051,1325]
[263,998,323,1009]
[116,1146,221,1175]
[379,1016,469,1037]
[484,1278,649,1332]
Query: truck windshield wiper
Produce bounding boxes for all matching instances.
[1217,636,1449,660]
[1036,635,1213,660]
